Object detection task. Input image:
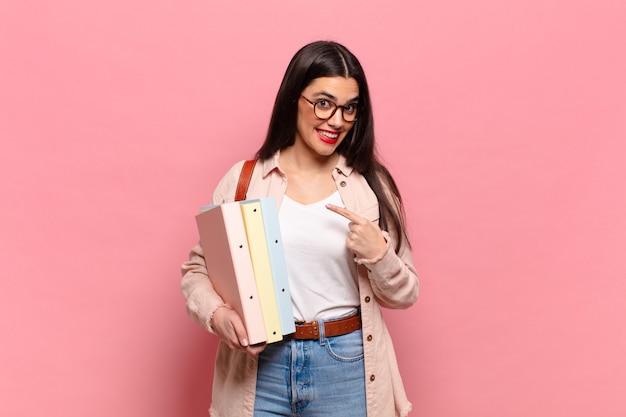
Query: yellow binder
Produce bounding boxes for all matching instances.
[240,200,283,343]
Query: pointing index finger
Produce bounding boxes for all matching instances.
[325,203,362,222]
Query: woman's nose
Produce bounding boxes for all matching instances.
[326,109,344,128]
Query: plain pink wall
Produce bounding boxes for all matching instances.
[1,1,625,416]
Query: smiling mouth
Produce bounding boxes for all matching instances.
[317,129,339,144]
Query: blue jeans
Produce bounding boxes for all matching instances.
[254,321,366,416]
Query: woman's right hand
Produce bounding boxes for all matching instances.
[210,306,266,355]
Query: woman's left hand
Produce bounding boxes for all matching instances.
[326,204,387,260]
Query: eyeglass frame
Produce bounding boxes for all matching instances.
[300,95,360,123]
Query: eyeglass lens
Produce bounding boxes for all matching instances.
[314,101,358,122]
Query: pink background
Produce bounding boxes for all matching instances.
[1,1,625,416]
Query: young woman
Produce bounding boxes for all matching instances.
[181,40,419,417]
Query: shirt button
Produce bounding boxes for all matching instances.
[370,374,376,382]
[340,181,347,187]
[367,335,373,342]
[364,296,371,303]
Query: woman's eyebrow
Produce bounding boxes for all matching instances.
[312,91,360,102]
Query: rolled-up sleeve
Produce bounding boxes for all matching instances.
[355,231,419,309]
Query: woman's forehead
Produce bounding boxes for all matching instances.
[303,77,359,100]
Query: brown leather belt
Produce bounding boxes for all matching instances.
[292,312,361,340]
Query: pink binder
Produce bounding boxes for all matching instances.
[195,202,267,345]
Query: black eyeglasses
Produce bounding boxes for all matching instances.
[300,96,359,122]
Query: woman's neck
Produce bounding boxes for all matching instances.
[279,146,340,205]
[279,145,339,174]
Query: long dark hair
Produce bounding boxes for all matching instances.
[256,41,410,251]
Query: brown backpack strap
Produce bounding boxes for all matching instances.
[234,159,257,201]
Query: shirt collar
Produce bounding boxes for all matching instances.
[259,151,282,178]
[259,150,354,177]
[334,154,354,177]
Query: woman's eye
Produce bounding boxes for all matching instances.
[316,100,332,109]
[344,104,357,114]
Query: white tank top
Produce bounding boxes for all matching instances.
[279,191,359,322]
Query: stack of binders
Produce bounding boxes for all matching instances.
[195,196,295,345]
